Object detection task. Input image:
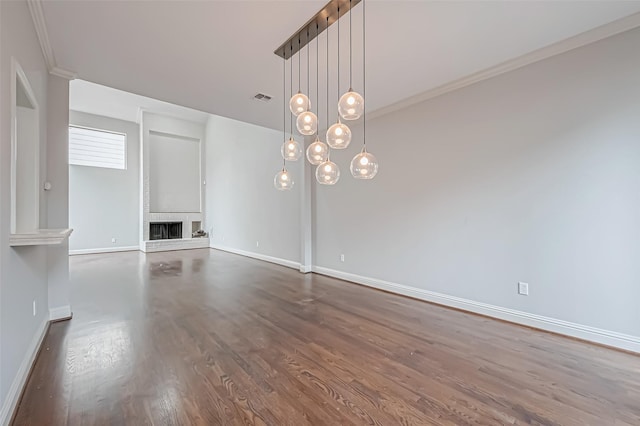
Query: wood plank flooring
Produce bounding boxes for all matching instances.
[12,249,640,425]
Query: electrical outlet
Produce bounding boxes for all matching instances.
[340,254,345,262]
[32,300,36,316]
[111,238,117,243]
[518,282,529,296]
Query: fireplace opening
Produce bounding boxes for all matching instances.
[150,222,182,240]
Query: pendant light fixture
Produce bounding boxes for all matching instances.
[296,110,318,135]
[338,0,364,121]
[274,166,294,190]
[326,5,351,149]
[289,38,310,116]
[307,138,328,165]
[282,43,302,161]
[275,57,294,190]
[350,0,378,179]
[296,30,318,136]
[274,0,374,188]
[316,157,340,185]
[281,137,302,161]
[350,147,377,179]
[306,23,329,165]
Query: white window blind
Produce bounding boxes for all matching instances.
[69,126,126,170]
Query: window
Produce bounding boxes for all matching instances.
[69,126,126,169]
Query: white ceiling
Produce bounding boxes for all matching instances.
[44,1,640,130]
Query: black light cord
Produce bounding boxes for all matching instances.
[298,37,301,92]
[290,43,293,136]
[349,0,353,90]
[307,29,310,104]
[327,16,332,162]
[282,56,286,168]
[363,0,366,147]
[326,17,329,131]
[337,5,340,110]
[316,23,319,135]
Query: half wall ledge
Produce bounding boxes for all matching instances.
[9,228,73,247]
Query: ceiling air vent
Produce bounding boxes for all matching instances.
[253,93,272,103]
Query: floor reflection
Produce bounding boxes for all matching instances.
[66,320,133,376]
[149,260,183,278]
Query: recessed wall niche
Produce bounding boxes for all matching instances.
[148,131,201,213]
[11,59,40,234]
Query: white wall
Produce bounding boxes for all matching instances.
[314,27,640,339]
[0,0,70,421]
[205,115,301,264]
[69,111,140,252]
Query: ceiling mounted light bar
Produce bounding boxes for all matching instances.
[274,0,362,59]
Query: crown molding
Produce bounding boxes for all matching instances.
[27,0,77,80]
[50,66,77,80]
[26,0,54,69]
[369,12,640,121]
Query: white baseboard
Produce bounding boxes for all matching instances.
[299,265,312,273]
[69,246,139,256]
[210,244,300,270]
[49,305,72,321]
[0,318,49,426]
[312,266,640,354]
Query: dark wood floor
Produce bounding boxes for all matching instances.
[12,249,640,425]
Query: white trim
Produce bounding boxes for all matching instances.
[26,0,76,80]
[10,228,73,247]
[312,266,640,354]
[49,305,72,321]
[369,12,640,120]
[69,246,139,256]
[0,318,48,426]
[299,265,312,274]
[210,244,300,270]
[136,107,144,125]
[50,66,77,80]
[26,0,54,71]
[10,57,19,234]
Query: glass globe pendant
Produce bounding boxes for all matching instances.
[338,90,364,120]
[274,168,294,190]
[306,136,328,165]
[296,110,318,136]
[350,147,378,179]
[289,91,310,116]
[281,137,302,161]
[316,159,340,185]
[326,119,351,149]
